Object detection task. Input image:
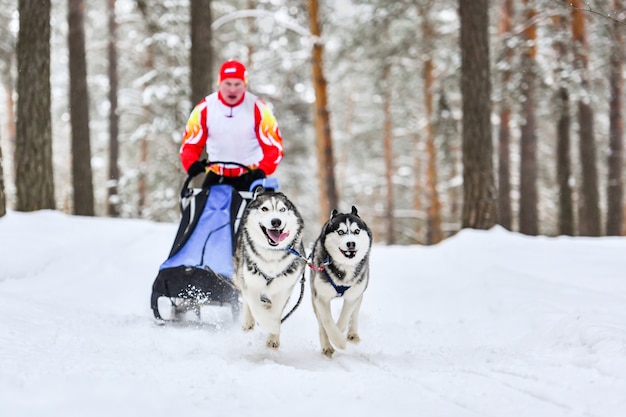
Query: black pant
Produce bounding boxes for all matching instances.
[201,170,266,192]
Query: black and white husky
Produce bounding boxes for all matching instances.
[310,206,372,357]
[232,191,306,349]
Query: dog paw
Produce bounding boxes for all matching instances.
[347,333,361,344]
[322,347,335,358]
[242,320,255,332]
[266,335,280,349]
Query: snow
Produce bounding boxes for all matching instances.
[1,209,626,417]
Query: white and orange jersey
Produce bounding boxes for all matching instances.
[179,91,284,176]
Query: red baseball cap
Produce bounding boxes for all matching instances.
[218,60,248,84]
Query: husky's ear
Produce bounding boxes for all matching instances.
[252,186,264,200]
[330,209,338,219]
[351,206,359,217]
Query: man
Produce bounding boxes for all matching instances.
[179,59,284,190]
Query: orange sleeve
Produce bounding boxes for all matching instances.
[179,102,208,172]
[254,100,284,175]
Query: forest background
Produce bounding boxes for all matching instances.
[0,0,624,245]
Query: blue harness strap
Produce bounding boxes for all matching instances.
[322,269,350,297]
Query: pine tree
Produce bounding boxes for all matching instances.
[459,0,496,229]
[68,0,95,215]
[15,0,55,211]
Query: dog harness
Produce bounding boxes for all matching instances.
[247,245,307,324]
[284,245,349,296]
[247,259,301,286]
[321,268,350,297]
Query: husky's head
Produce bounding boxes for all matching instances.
[322,206,372,264]
[243,192,303,249]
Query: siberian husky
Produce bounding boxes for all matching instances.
[310,206,372,357]
[232,191,306,349]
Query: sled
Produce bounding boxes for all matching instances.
[150,161,278,322]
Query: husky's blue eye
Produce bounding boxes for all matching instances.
[337,230,346,235]
[354,229,360,234]
[280,207,286,212]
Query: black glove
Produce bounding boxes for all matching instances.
[187,159,207,177]
[246,169,266,182]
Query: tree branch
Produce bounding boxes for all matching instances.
[551,0,626,27]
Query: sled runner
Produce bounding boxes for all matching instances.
[150,161,278,322]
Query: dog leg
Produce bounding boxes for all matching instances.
[314,297,347,351]
[346,296,363,344]
[266,333,280,349]
[313,299,334,357]
[337,296,362,336]
[336,298,357,333]
[241,298,255,331]
[319,327,334,358]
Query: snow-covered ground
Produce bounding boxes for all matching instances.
[1,210,625,417]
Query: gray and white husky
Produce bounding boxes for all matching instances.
[232,191,306,349]
[310,206,372,357]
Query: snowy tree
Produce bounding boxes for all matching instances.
[0,0,624,241]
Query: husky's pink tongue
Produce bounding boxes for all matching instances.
[268,229,290,242]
